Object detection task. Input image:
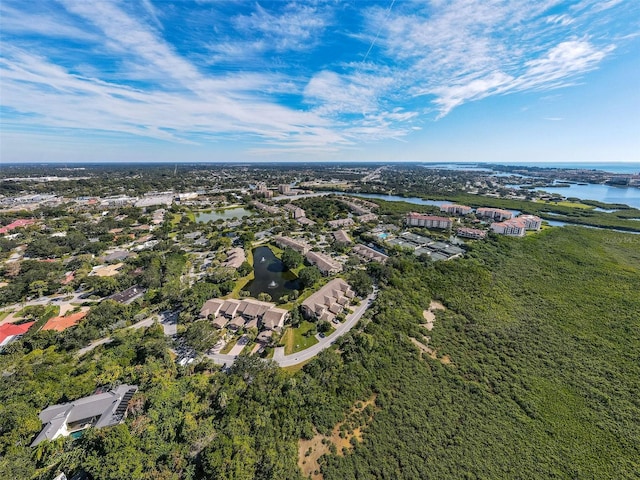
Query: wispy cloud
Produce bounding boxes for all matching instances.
[1,0,638,156]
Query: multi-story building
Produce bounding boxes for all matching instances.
[405,212,452,229]
[440,204,472,215]
[476,207,513,221]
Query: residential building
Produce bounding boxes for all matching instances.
[476,207,513,221]
[279,184,292,195]
[274,235,310,254]
[301,278,355,322]
[353,244,388,263]
[0,321,35,349]
[440,204,472,215]
[332,230,352,245]
[405,212,452,229]
[519,214,542,231]
[31,385,138,446]
[357,213,379,223]
[327,218,354,228]
[456,227,487,240]
[42,311,88,332]
[224,247,246,269]
[491,219,526,237]
[305,251,343,275]
[0,218,36,235]
[250,201,280,215]
[106,286,146,304]
[200,299,225,319]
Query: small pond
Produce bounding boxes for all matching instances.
[196,207,253,223]
[244,246,301,301]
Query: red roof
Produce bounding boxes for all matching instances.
[0,322,35,343]
[42,311,88,332]
[0,219,36,234]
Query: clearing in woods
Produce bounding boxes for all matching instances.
[298,395,377,480]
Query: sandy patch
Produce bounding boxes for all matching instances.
[421,300,446,331]
[410,336,452,366]
[299,395,377,480]
[92,263,124,277]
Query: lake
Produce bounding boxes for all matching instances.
[508,183,640,209]
[244,246,300,301]
[196,207,254,222]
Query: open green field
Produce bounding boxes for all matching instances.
[282,320,318,354]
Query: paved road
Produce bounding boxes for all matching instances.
[273,290,376,367]
[205,289,377,368]
[76,337,113,356]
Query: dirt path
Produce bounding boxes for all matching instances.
[298,395,377,480]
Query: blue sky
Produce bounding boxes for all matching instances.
[1,0,639,163]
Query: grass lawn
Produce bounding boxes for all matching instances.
[220,337,238,354]
[0,311,10,322]
[227,245,254,299]
[282,320,318,355]
[282,357,313,373]
[540,200,594,209]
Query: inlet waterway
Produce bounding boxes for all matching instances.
[244,246,300,301]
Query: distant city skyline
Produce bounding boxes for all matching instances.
[1,0,639,164]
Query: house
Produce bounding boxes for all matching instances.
[353,244,388,263]
[301,278,355,322]
[103,250,131,263]
[405,213,452,229]
[106,286,146,304]
[0,321,35,348]
[227,316,246,331]
[31,385,138,446]
[305,251,343,275]
[0,218,36,235]
[42,311,88,332]
[440,204,473,215]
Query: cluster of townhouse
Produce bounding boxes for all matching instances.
[283,203,316,226]
[301,278,355,323]
[274,235,344,275]
[352,244,388,263]
[223,247,246,269]
[200,298,288,342]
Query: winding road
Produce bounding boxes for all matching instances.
[206,289,377,367]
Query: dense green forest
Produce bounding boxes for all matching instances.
[1,227,638,479]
